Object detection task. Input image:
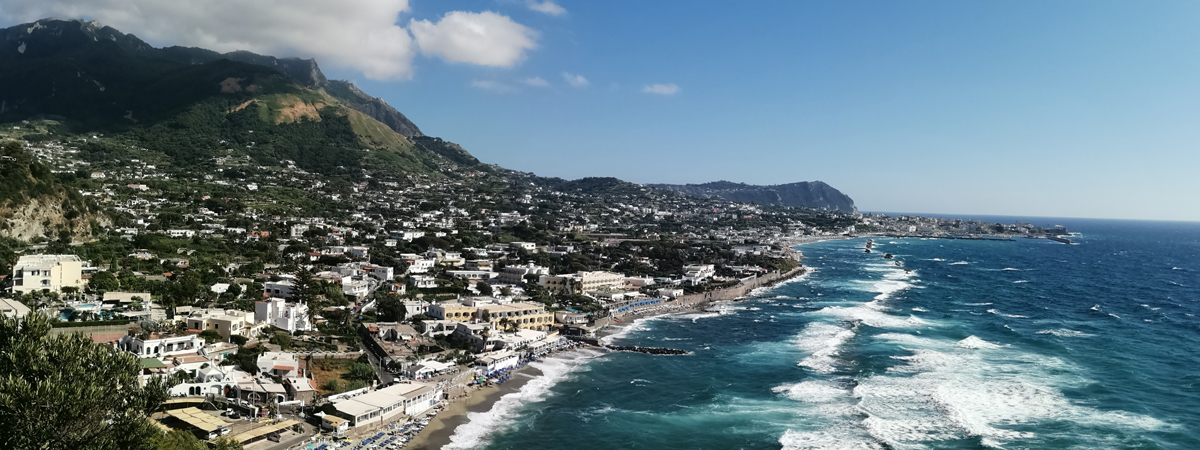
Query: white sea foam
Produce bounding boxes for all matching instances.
[814,305,927,329]
[443,350,602,450]
[950,261,970,265]
[965,302,993,306]
[600,316,662,345]
[911,307,928,312]
[1035,329,1094,338]
[851,337,1168,449]
[1108,313,1121,319]
[772,380,847,403]
[674,311,722,323]
[987,309,1028,319]
[1001,268,1021,271]
[1013,280,1029,284]
[956,335,1001,349]
[796,322,856,374]
[930,258,946,262]
[779,428,884,450]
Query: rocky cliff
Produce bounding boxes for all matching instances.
[650,180,857,212]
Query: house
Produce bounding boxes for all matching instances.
[166,229,196,238]
[185,309,256,342]
[255,297,312,333]
[264,279,296,298]
[257,352,301,378]
[410,275,437,289]
[539,271,625,294]
[0,298,31,319]
[342,279,371,300]
[446,270,494,281]
[118,334,204,358]
[474,350,519,374]
[290,224,309,239]
[497,263,548,285]
[11,254,85,294]
[508,242,537,252]
[555,311,590,326]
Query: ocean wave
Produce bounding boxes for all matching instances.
[949,261,970,265]
[795,322,856,374]
[987,308,1029,319]
[911,307,928,312]
[443,351,600,450]
[1013,280,1029,284]
[779,428,884,450]
[772,380,847,403]
[813,304,928,329]
[600,316,663,345]
[1036,329,1094,338]
[852,338,1168,449]
[956,335,1001,349]
[930,258,946,262]
[1002,267,1021,271]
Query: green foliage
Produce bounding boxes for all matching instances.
[269,333,292,350]
[0,313,171,450]
[375,292,407,322]
[198,330,222,344]
[345,362,376,382]
[87,270,120,292]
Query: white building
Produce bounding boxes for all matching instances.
[0,298,31,318]
[118,334,204,358]
[255,297,312,333]
[257,352,301,378]
[12,254,85,294]
[327,381,443,429]
[264,279,295,298]
[497,263,549,285]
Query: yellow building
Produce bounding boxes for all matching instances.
[427,302,477,321]
[12,254,85,294]
[476,302,554,331]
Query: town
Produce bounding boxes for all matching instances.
[0,133,1062,450]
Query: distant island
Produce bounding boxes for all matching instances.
[649,180,857,212]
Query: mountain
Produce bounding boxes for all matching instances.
[0,141,106,242]
[0,19,455,177]
[649,181,857,212]
[0,18,423,137]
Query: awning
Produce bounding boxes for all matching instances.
[163,407,227,433]
[230,419,298,443]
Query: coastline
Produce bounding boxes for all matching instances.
[412,252,818,449]
[407,365,544,450]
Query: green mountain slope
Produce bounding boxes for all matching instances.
[0,19,446,179]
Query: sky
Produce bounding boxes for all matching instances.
[3,1,1200,221]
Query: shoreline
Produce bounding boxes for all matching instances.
[408,253,817,449]
[406,365,544,450]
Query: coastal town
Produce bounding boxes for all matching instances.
[0,135,1066,449]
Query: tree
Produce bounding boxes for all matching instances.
[476,281,493,296]
[375,293,407,322]
[88,270,120,293]
[198,329,222,344]
[0,313,171,450]
[150,430,208,450]
[269,333,292,350]
[230,335,249,346]
[346,362,376,382]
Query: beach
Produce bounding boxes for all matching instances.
[407,264,814,449]
[406,366,544,450]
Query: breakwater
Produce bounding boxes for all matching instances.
[604,345,690,355]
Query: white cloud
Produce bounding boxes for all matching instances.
[642,83,680,95]
[410,11,538,67]
[526,0,566,16]
[523,76,549,87]
[0,0,542,81]
[470,80,516,93]
[0,0,420,80]
[562,72,588,87]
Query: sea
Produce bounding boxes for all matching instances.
[444,218,1200,450]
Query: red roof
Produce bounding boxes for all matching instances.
[273,365,294,371]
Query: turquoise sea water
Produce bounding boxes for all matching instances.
[447,218,1200,449]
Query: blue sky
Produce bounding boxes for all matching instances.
[6,0,1200,221]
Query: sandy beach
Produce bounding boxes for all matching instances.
[406,365,544,450]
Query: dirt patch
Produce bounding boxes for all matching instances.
[275,100,324,124]
[232,99,255,112]
[219,77,244,93]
